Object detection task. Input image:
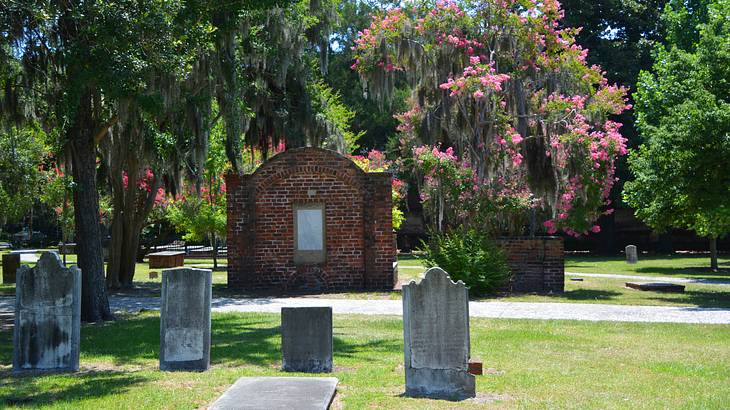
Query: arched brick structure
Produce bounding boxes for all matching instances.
[226,147,396,292]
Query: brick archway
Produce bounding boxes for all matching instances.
[226,148,396,292]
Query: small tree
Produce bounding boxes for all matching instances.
[166,196,227,270]
[624,0,730,270]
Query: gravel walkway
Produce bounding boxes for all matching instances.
[1,296,728,324]
[565,272,730,286]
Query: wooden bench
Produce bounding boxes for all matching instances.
[148,251,185,269]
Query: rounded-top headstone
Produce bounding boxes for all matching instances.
[13,251,81,373]
[625,245,638,264]
[402,267,476,400]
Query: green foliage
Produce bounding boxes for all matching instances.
[166,197,226,244]
[0,126,47,226]
[421,229,511,295]
[307,80,364,153]
[625,0,730,239]
[39,171,76,243]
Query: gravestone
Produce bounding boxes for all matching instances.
[160,267,212,371]
[281,307,333,373]
[402,267,475,400]
[626,282,685,293]
[625,245,638,264]
[13,252,81,373]
[2,253,20,284]
[210,377,338,410]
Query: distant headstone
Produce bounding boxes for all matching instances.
[2,253,20,284]
[402,267,476,400]
[281,307,333,373]
[626,245,638,264]
[210,377,338,410]
[160,267,212,371]
[149,271,159,280]
[13,252,81,373]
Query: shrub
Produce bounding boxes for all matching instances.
[420,229,510,295]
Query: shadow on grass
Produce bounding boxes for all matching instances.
[635,267,730,277]
[333,335,401,361]
[554,289,623,301]
[0,369,149,407]
[649,290,730,309]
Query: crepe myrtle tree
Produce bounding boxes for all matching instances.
[353,0,630,236]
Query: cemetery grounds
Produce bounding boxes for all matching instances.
[0,251,729,408]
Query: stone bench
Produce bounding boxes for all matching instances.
[148,251,185,269]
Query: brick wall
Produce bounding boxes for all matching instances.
[226,147,396,292]
[497,236,564,293]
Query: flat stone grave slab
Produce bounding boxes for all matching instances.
[209,377,338,410]
[148,251,185,269]
[626,282,685,293]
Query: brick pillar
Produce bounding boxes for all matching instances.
[364,172,396,290]
[226,173,256,289]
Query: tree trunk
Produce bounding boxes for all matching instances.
[211,234,218,270]
[69,95,113,322]
[710,236,718,271]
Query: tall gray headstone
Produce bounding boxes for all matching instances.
[13,252,81,373]
[160,267,212,371]
[402,267,475,400]
[281,307,333,373]
[626,245,638,264]
[2,252,20,284]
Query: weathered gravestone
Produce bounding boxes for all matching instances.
[281,307,333,373]
[626,245,638,264]
[2,253,20,284]
[160,267,212,371]
[209,377,338,410]
[13,252,81,373]
[402,267,476,400]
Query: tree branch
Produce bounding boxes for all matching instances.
[93,115,119,145]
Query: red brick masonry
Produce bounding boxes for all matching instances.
[497,236,564,293]
[226,147,396,292]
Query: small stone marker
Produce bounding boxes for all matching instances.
[625,245,638,264]
[209,377,338,410]
[2,253,20,284]
[13,252,81,373]
[160,267,212,371]
[149,271,159,279]
[402,267,476,400]
[281,307,333,373]
[468,359,483,375]
[626,282,685,293]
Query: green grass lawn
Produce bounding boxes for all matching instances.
[0,312,728,409]
[566,254,730,279]
[397,254,730,308]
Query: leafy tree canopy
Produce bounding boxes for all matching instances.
[624,0,730,266]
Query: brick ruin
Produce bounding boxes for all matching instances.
[497,236,564,293]
[226,147,396,292]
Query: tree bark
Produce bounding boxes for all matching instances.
[69,93,113,322]
[710,236,718,271]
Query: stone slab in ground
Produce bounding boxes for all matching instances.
[626,282,685,293]
[209,377,337,410]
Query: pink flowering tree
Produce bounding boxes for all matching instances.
[353,0,630,236]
